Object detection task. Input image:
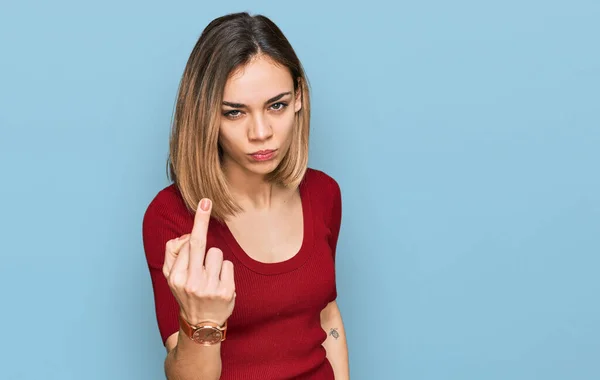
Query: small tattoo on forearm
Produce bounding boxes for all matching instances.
[329,328,340,340]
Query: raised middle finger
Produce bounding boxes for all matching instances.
[188,198,212,278]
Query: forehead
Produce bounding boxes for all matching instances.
[223,55,293,103]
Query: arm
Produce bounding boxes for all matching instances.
[321,301,350,379]
[163,331,222,380]
[322,175,348,377]
[143,197,234,380]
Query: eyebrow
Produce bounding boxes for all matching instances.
[222,91,292,108]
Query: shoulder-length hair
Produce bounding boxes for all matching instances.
[167,12,311,222]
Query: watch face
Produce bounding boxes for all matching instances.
[192,327,223,345]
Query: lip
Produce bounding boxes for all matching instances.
[248,149,277,162]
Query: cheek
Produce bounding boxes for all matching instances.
[218,127,244,155]
[273,113,296,137]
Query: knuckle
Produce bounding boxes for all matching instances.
[168,274,183,289]
[198,289,215,299]
[207,293,219,301]
[184,284,198,294]
[219,289,233,301]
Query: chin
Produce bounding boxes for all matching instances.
[246,159,280,175]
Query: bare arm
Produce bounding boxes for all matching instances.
[160,199,236,380]
[164,331,222,380]
[321,301,350,379]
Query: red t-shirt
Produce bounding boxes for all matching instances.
[142,167,342,379]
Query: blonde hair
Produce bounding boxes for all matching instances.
[167,12,311,222]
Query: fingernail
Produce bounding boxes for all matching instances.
[200,198,211,211]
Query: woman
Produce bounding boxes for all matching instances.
[142,12,349,380]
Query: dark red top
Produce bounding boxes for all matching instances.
[142,168,342,379]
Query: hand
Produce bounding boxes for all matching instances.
[163,198,236,326]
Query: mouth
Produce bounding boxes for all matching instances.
[248,149,277,162]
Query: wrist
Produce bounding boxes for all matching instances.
[179,314,228,345]
[180,312,227,327]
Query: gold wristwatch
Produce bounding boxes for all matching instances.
[179,314,228,345]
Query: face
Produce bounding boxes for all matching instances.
[218,55,302,177]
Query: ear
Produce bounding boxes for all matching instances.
[294,78,303,112]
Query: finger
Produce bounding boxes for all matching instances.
[204,247,223,290]
[219,260,235,293]
[187,198,212,280]
[163,235,190,277]
[169,241,190,286]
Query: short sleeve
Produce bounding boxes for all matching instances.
[327,177,342,261]
[142,194,185,346]
[326,176,342,302]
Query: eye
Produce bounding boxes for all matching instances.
[270,102,288,111]
[223,110,242,119]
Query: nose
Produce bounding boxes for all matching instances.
[248,113,273,141]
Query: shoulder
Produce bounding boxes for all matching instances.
[303,167,341,196]
[143,184,187,220]
[142,183,191,237]
[302,168,342,218]
[142,184,194,266]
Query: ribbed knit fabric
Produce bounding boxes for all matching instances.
[142,168,341,380]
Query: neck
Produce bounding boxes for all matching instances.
[222,160,277,210]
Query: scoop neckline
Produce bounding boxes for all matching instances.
[215,179,314,275]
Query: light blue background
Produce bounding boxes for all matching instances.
[1,1,598,379]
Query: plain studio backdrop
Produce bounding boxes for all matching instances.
[1,1,598,379]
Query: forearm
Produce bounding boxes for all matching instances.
[321,307,350,379]
[165,329,222,380]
